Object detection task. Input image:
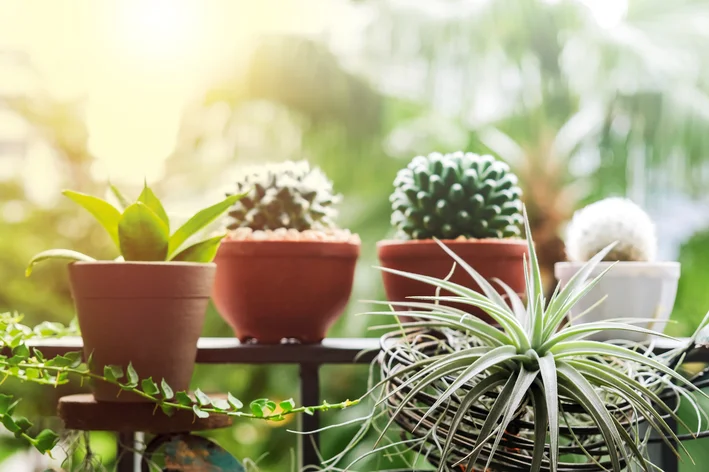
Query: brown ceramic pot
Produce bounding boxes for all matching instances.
[68,262,215,402]
[377,239,528,323]
[212,240,360,344]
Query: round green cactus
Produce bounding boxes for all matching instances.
[390,151,523,240]
[226,160,340,231]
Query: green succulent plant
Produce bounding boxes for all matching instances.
[323,209,708,472]
[390,151,523,240]
[225,160,340,231]
[26,183,245,275]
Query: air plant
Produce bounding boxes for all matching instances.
[317,208,708,472]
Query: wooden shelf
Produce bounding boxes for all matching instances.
[24,337,382,365]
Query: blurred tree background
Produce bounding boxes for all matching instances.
[2,0,709,470]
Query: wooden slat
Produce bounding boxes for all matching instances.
[23,337,382,365]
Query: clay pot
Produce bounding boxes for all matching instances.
[212,240,360,344]
[376,239,528,323]
[68,262,215,402]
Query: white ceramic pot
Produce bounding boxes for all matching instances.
[554,262,681,342]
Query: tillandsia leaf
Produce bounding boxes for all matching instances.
[363,308,508,346]
[492,277,528,331]
[118,202,169,261]
[25,249,96,276]
[367,299,513,344]
[170,234,227,263]
[543,260,618,340]
[521,207,544,347]
[568,359,688,458]
[417,345,519,428]
[461,372,519,471]
[529,385,549,472]
[375,265,529,350]
[540,321,680,352]
[137,183,170,231]
[552,340,709,399]
[556,364,628,471]
[167,192,246,258]
[543,242,617,338]
[482,366,538,472]
[538,354,559,472]
[62,190,122,249]
[432,238,511,312]
[438,372,510,471]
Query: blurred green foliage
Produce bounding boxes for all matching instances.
[3,0,709,470]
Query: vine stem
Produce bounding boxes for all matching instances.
[2,359,360,420]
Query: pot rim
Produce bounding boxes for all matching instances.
[71,261,216,268]
[377,238,527,248]
[217,238,360,257]
[555,261,680,278]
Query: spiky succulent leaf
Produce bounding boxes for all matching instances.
[389,151,523,239]
[226,160,341,231]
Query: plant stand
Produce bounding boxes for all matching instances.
[57,393,235,472]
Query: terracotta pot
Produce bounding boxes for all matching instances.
[212,239,360,344]
[376,239,528,323]
[68,262,215,402]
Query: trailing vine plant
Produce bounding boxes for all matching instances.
[0,312,358,458]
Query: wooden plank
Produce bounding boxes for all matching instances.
[22,337,382,365]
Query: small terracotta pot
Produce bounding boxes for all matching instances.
[377,239,528,323]
[212,239,360,344]
[68,262,215,402]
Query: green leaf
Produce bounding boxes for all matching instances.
[160,404,175,417]
[104,365,124,383]
[303,407,315,416]
[212,398,230,410]
[12,344,29,360]
[1,415,17,433]
[141,378,160,396]
[538,354,559,472]
[167,193,246,258]
[192,405,209,419]
[32,429,59,453]
[194,389,211,407]
[118,202,169,261]
[160,378,174,400]
[109,183,132,211]
[279,398,295,413]
[175,391,193,406]
[64,351,83,368]
[125,362,139,388]
[169,234,227,262]
[13,416,32,434]
[250,403,264,417]
[138,184,170,231]
[227,393,243,410]
[0,395,17,415]
[63,190,122,249]
[26,249,96,277]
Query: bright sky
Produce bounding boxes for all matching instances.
[0,0,359,186]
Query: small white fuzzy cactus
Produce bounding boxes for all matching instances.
[564,197,657,262]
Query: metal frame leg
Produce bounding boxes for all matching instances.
[117,432,138,472]
[299,363,321,469]
[658,397,678,472]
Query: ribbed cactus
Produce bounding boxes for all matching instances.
[390,151,523,239]
[226,160,341,231]
[565,197,657,262]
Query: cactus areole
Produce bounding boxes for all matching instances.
[390,151,524,240]
[378,151,528,322]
